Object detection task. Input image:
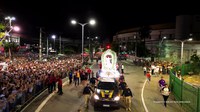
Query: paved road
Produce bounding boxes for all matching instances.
[22,61,146,112]
[143,71,185,112]
[22,60,184,112]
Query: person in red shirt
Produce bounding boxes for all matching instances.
[99,62,102,69]
[146,71,151,83]
[52,74,57,91]
[87,68,92,80]
[46,74,53,93]
[57,75,63,95]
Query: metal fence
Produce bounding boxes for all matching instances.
[0,81,48,112]
[170,69,200,112]
[172,64,192,76]
[0,73,68,112]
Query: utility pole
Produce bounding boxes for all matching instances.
[89,37,91,60]
[59,35,61,54]
[134,35,137,57]
[47,37,48,56]
[39,28,42,61]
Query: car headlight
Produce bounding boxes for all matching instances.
[114,96,120,101]
[94,94,99,100]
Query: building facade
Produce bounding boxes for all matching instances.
[113,15,200,63]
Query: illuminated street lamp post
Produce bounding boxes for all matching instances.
[2,26,20,60]
[159,36,167,59]
[1,26,20,42]
[46,34,56,56]
[71,19,96,64]
[4,16,18,60]
[175,38,193,64]
[52,35,56,51]
[87,36,98,62]
[5,16,15,28]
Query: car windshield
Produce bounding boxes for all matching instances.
[97,82,118,90]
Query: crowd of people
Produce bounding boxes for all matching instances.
[142,61,172,107]
[0,55,82,112]
[0,52,174,111]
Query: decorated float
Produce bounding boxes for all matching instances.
[98,49,120,79]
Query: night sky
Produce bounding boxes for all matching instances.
[1,0,200,43]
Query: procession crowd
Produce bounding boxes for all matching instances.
[0,55,82,112]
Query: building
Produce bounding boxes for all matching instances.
[113,15,200,63]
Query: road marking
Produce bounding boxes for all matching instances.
[35,63,95,112]
[141,79,149,112]
[35,81,68,112]
[21,89,48,112]
[21,79,68,112]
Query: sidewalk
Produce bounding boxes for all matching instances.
[143,74,185,112]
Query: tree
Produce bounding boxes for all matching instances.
[111,42,119,53]
[139,26,151,40]
[136,42,151,57]
[0,23,5,46]
[138,26,151,57]
[190,54,200,74]
[3,41,19,59]
[63,46,76,54]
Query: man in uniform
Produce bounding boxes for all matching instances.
[82,84,94,108]
[122,85,133,111]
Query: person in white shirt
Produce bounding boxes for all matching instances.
[151,64,155,76]
[154,66,160,77]
[161,84,170,107]
[121,64,124,74]
[143,66,147,76]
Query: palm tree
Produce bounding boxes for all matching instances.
[3,41,19,60]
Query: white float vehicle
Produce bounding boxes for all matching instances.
[93,49,121,109]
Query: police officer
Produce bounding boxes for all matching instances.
[82,83,94,108]
[89,75,98,89]
[119,79,127,95]
[122,85,133,111]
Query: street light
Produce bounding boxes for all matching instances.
[3,26,20,41]
[161,36,167,43]
[4,16,18,60]
[159,36,167,59]
[71,19,96,64]
[2,26,20,40]
[2,26,20,60]
[4,16,17,42]
[175,38,193,64]
[52,35,56,51]
[87,36,99,62]
[5,16,15,28]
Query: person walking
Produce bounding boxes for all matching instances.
[119,79,127,102]
[121,63,125,74]
[158,76,166,92]
[122,85,133,111]
[89,75,97,89]
[52,74,57,91]
[46,74,53,93]
[68,70,73,85]
[143,65,147,76]
[161,84,170,107]
[74,70,80,87]
[82,83,94,109]
[146,71,151,83]
[57,75,63,95]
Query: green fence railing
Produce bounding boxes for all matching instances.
[172,64,192,76]
[169,70,200,112]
